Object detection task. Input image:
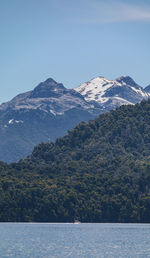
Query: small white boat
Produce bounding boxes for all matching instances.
[74,220,80,224]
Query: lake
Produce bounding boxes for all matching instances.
[0,223,150,257]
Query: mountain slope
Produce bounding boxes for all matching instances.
[1,99,150,222]
[0,78,103,163]
[75,76,150,111]
[0,75,150,163]
[145,84,150,92]
[0,78,101,115]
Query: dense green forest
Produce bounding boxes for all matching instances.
[1,99,150,222]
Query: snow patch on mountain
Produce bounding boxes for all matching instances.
[8,119,24,125]
[75,76,150,109]
[75,77,120,103]
[130,86,149,97]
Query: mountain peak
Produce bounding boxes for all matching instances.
[45,78,57,83]
[116,76,139,88]
[145,84,150,93]
[30,78,66,98]
[75,75,149,107]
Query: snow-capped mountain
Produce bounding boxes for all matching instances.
[75,76,150,110]
[0,75,149,163]
[0,78,101,115]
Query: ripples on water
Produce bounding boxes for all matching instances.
[0,223,150,257]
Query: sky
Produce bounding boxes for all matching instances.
[1,0,150,103]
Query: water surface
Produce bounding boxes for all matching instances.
[0,223,150,257]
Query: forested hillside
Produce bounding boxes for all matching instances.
[1,99,150,222]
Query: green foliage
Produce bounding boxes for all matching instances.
[1,99,150,222]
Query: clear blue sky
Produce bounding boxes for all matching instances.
[1,0,150,103]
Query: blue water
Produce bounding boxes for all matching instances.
[0,223,150,257]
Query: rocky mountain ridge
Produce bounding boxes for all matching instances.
[0,78,102,116]
[75,76,150,111]
[0,78,103,163]
[0,75,149,163]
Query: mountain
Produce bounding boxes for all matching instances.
[0,78,103,163]
[0,75,150,163]
[75,76,150,111]
[0,78,101,115]
[1,99,150,222]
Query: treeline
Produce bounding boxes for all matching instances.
[1,99,150,222]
